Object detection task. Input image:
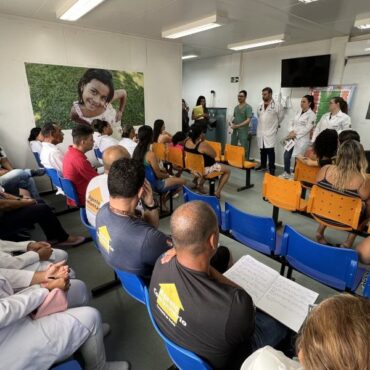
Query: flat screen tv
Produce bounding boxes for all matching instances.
[281,54,330,87]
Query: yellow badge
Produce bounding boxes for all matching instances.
[97,225,112,253]
[86,187,103,214]
[157,283,184,325]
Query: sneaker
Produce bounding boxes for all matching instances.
[279,172,293,179]
[255,166,267,172]
[30,168,46,177]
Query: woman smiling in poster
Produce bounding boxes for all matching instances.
[70,68,127,139]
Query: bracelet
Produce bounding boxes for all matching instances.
[142,199,159,211]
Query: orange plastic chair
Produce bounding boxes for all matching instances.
[307,185,362,231]
[224,144,256,191]
[167,146,184,169]
[184,152,222,195]
[152,143,167,162]
[262,173,307,225]
[294,159,320,190]
[205,141,224,162]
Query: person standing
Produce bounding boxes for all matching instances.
[256,87,284,175]
[192,96,209,132]
[311,96,351,142]
[182,99,190,133]
[230,90,253,159]
[280,95,316,179]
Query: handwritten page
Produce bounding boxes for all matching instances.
[224,255,319,332]
[224,255,278,302]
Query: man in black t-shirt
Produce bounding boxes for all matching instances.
[149,201,288,370]
[96,158,171,281]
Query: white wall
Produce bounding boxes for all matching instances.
[0,14,182,172]
[182,36,370,166]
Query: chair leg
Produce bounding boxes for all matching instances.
[300,187,307,199]
[272,206,282,227]
[287,266,293,280]
[280,260,286,276]
[91,271,120,297]
[237,169,254,192]
[208,180,216,196]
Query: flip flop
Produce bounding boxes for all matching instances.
[54,236,86,247]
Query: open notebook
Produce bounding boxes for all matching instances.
[224,255,319,332]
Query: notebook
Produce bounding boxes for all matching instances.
[192,105,204,117]
[224,255,319,332]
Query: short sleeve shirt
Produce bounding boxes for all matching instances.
[96,203,170,280]
[149,258,256,370]
[234,104,253,132]
[0,146,6,169]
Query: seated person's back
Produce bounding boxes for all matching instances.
[96,157,170,281]
[149,201,256,370]
[40,122,65,172]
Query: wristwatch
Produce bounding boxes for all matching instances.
[143,199,159,211]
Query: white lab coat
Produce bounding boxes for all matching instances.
[256,100,284,148]
[0,270,93,370]
[288,108,316,157]
[312,110,351,142]
[0,239,68,271]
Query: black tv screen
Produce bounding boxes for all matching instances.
[281,54,330,88]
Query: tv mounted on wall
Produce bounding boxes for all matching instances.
[281,54,331,88]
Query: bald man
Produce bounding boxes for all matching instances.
[149,201,288,370]
[86,145,129,226]
[357,236,370,265]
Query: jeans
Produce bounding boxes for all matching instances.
[231,128,249,159]
[283,148,294,174]
[250,311,288,351]
[260,147,275,172]
[0,169,39,198]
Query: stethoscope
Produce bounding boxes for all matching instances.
[259,99,276,112]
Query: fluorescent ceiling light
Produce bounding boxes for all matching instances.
[228,34,285,51]
[57,0,105,21]
[354,15,370,30]
[182,55,198,60]
[365,47,370,51]
[298,0,318,3]
[162,14,226,39]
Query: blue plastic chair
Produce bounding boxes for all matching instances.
[32,151,44,168]
[280,225,365,291]
[224,202,278,255]
[51,360,82,370]
[183,186,226,230]
[59,175,81,207]
[115,270,146,304]
[144,288,212,370]
[94,148,103,160]
[45,168,63,190]
[363,272,370,298]
[79,208,98,244]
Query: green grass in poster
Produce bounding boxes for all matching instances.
[25,63,145,129]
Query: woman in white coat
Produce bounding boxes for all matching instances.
[281,95,316,179]
[0,267,129,370]
[312,96,351,142]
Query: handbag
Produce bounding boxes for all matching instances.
[31,288,68,320]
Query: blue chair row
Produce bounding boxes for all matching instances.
[94,148,103,160]
[183,186,367,295]
[51,360,82,370]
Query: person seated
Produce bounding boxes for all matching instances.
[170,131,187,151]
[153,119,172,144]
[133,125,185,211]
[338,129,360,144]
[0,144,43,198]
[184,123,230,198]
[356,236,370,265]
[63,124,97,207]
[0,187,85,246]
[0,238,68,272]
[95,157,172,282]
[315,140,370,247]
[28,127,44,155]
[93,119,119,153]
[0,267,129,370]
[241,294,369,370]
[298,129,338,168]
[119,124,137,157]
[149,201,288,370]
[40,122,65,172]
[86,145,130,227]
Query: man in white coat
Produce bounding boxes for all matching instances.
[256,87,284,175]
[0,266,130,370]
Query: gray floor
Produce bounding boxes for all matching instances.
[34,167,365,369]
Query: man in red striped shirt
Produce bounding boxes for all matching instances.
[63,125,97,206]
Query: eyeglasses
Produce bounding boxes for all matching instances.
[237,95,244,98]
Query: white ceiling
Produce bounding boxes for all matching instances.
[1,0,370,59]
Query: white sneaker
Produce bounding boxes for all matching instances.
[279,172,293,179]
[104,361,130,370]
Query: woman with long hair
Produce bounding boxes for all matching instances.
[191,96,209,132]
[315,139,370,247]
[184,123,230,199]
[28,127,44,154]
[133,125,185,210]
[152,119,172,144]
[312,96,351,142]
[280,95,316,179]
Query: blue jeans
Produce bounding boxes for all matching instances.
[283,148,294,174]
[250,311,288,351]
[0,169,39,198]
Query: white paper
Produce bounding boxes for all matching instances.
[224,255,319,332]
[284,139,295,151]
